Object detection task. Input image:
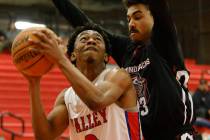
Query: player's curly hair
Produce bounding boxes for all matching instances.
[122,0,150,8]
[67,23,111,57]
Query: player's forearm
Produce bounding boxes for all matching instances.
[52,0,91,27]
[151,0,187,70]
[28,81,55,140]
[57,58,105,109]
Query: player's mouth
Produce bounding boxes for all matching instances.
[84,46,98,52]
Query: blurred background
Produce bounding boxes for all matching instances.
[0,0,209,63]
[0,0,210,140]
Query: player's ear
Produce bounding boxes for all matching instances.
[104,53,109,63]
[70,52,77,62]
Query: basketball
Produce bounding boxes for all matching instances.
[11,27,58,76]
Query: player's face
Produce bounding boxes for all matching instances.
[73,30,106,63]
[127,4,154,42]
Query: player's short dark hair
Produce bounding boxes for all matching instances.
[67,23,111,57]
[123,0,150,8]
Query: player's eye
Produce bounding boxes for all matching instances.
[80,37,87,42]
[134,14,142,21]
[95,37,102,42]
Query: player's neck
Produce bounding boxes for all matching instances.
[133,38,151,46]
[77,62,106,81]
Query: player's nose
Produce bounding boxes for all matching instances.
[87,38,96,45]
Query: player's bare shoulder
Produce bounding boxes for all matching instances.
[54,88,68,107]
[105,68,137,108]
[104,67,134,93]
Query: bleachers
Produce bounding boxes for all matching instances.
[0,53,210,140]
[0,53,69,140]
[185,59,210,92]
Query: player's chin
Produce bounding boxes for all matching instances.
[130,35,142,43]
[85,56,97,64]
[83,52,97,59]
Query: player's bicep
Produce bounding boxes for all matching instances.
[96,69,132,106]
[96,81,124,106]
[47,90,69,138]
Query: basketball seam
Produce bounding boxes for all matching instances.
[44,63,54,74]
[12,43,33,57]
[13,48,43,69]
[22,55,45,71]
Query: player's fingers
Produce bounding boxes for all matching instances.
[28,39,49,50]
[32,31,55,46]
[15,39,34,49]
[40,29,58,45]
[28,47,43,54]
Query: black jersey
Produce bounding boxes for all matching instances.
[120,40,194,139]
[52,0,195,139]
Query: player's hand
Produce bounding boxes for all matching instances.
[176,70,189,88]
[29,30,66,65]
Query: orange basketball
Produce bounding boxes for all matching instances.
[11,27,58,76]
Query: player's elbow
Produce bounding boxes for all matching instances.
[33,127,55,140]
[34,133,50,140]
[34,132,56,140]
[86,99,106,111]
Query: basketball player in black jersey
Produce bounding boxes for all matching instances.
[52,0,195,139]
